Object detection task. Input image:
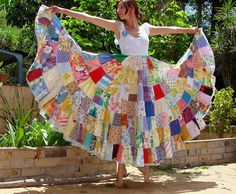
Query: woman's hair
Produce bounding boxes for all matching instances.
[115,0,144,21]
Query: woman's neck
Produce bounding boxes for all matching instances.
[124,19,139,29]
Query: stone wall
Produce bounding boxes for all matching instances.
[0,146,116,182]
[161,137,236,168]
[0,138,236,182]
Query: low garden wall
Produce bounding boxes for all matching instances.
[162,137,236,168]
[0,146,116,183]
[0,138,235,183]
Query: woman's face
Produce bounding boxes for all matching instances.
[116,2,129,20]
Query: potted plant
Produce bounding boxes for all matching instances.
[0,61,9,84]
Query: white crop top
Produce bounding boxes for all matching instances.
[114,21,151,56]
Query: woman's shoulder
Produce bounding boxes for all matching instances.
[142,22,152,34]
[115,20,125,27]
[114,20,125,31]
[142,22,151,27]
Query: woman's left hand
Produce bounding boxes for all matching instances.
[189,27,200,34]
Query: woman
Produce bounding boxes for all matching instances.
[47,0,198,186]
[27,0,214,188]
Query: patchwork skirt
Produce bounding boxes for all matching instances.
[27,5,216,167]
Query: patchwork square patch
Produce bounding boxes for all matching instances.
[153,84,165,100]
[89,67,106,83]
[170,119,181,136]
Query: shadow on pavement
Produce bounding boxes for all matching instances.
[11,171,218,194]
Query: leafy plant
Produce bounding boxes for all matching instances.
[0,121,26,147]
[0,88,35,128]
[26,118,70,147]
[0,9,21,50]
[0,118,70,147]
[211,0,236,90]
[0,87,70,147]
[0,61,4,73]
[209,87,236,138]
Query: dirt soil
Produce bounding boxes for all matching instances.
[0,163,236,194]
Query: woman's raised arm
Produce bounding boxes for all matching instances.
[149,24,199,36]
[47,6,119,33]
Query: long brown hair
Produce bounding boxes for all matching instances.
[115,0,144,21]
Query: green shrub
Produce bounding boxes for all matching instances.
[209,87,236,138]
[0,118,70,147]
[0,9,21,50]
[0,87,70,147]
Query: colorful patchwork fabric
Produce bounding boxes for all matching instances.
[27,5,216,167]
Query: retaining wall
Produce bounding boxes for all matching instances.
[0,146,116,182]
[162,137,236,167]
[0,138,236,182]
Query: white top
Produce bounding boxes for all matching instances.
[114,21,151,56]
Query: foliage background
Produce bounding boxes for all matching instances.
[0,0,193,71]
[0,0,235,90]
[0,0,236,140]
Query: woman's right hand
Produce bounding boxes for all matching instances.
[47,5,64,14]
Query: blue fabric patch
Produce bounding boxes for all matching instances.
[56,50,69,63]
[48,24,59,41]
[83,132,93,148]
[170,119,181,136]
[145,101,155,116]
[143,117,148,131]
[52,15,62,30]
[98,53,115,64]
[93,96,103,105]
[195,36,208,48]
[182,91,191,104]
[156,146,164,163]
[81,51,97,61]
[55,87,68,104]
[88,105,98,118]
[105,144,113,160]
[143,86,151,102]
[100,78,112,87]
[187,54,193,60]
[147,117,152,131]
[187,68,194,78]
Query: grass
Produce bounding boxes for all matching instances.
[150,164,211,177]
[151,166,178,175]
[193,165,210,170]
